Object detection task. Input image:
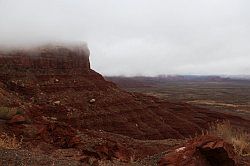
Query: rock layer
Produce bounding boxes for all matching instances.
[0,44,90,74]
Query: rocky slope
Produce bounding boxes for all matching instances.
[0,44,249,165]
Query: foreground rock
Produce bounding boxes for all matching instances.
[158,135,236,166]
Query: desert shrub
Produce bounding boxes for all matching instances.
[0,132,22,149]
[208,120,250,156]
[0,107,22,120]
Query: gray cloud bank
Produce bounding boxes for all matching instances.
[0,0,250,76]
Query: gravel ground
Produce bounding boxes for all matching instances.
[0,149,80,166]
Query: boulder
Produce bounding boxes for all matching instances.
[41,122,80,148]
[8,114,26,124]
[53,101,61,105]
[89,99,96,104]
[94,142,131,162]
[158,135,236,166]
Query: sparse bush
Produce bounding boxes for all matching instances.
[0,132,22,149]
[0,107,22,120]
[208,120,250,156]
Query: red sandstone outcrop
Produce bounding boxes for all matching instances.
[0,44,90,74]
[158,135,236,166]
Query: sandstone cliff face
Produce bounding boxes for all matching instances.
[0,44,90,74]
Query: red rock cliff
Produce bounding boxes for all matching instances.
[0,44,90,74]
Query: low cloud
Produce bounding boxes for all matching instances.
[0,0,250,76]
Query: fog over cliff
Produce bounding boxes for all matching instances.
[0,0,250,76]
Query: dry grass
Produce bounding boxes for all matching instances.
[0,132,22,149]
[208,120,250,157]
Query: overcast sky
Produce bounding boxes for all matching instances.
[0,0,250,76]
